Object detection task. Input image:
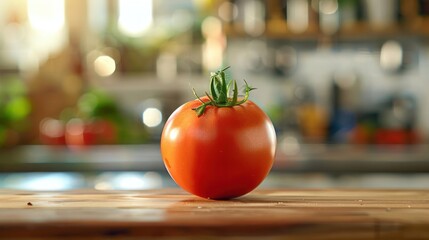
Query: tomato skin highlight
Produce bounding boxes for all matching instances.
[161,98,276,199]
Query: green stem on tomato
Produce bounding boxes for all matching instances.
[192,67,256,117]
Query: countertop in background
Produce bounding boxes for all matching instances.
[0,144,428,174]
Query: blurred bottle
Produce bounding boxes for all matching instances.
[363,0,398,29]
[294,85,328,143]
[328,71,360,143]
[319,0,340,35]
[339,0,358,29]
[234,0,266,36]
[286,0,310,33]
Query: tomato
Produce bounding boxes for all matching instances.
[39,118,66,146]
[91,119,118,144]
[160,67,276,199]
[65,118,118,149]
[65,118,97,149]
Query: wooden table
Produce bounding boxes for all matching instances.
[1,189,429,239]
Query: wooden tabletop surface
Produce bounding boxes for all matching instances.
[1,188,429,239]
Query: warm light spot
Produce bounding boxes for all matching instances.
[94,55,116,77]
[28,0,65,33]
[380,40,403,72]
[66,118,84,136]
[118,0,153,37]
[202,16,222,38]
[94,182,112,190]
[202,38,224,71]
[143,108,162,128]
[40,118,64,138]
[319,0,338,15]
[218,1,238,22]
[201,17,225,71]
[113,172,162,190]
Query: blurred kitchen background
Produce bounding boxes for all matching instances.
[1,0,429,191]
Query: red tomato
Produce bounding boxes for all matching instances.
[39,118,66,146]
[65,118,97,149]
[92,119,118,144]
[161,97,276,199]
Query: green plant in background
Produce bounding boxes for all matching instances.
[77,89,122,122]
[0,75,31,147]
[75,89,149,144]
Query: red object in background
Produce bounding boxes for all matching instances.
[375,129,420,145]
[91,119,118,145]
[39,118,66,146]
[351,125,372,144]
[65,118,97,148]
[64,118,118,149]
[40,117,118,149]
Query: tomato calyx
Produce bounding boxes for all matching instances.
[192,66,256,117]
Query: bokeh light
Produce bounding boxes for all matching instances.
[94,172,163,190]
[27,0,65,33]
[118,0,153,37]
[380,40,403,72]
[94,55,116,77]
[142,108,162,128]
[40,118,65,138]
[218,1,238,22]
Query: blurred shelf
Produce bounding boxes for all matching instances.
[1,144,429,174]
[0,145,165,173]
[225,22,429,42]
[274,144,429,174]
[221,0,429,42]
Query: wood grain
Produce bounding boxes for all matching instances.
[0,189,429,239]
